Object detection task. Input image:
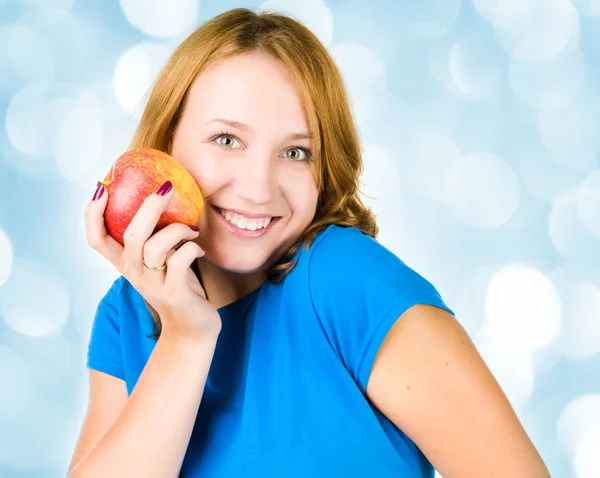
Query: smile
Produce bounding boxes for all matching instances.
[211,205,281,238]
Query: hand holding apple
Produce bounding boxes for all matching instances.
[98,148,204,246]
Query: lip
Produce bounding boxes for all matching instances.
[211,204,280,238]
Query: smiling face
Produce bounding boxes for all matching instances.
[170,51,319,276]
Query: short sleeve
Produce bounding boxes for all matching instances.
[87,278,125,381]
[308,226,455,395]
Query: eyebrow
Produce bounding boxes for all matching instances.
[205,118,313,141]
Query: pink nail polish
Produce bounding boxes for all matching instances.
[92,183,104,201]
[157,180,173,196]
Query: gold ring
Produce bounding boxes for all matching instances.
[142,259,167,271]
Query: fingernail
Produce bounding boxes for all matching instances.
[157,180,173,196]
[92,182,105,201]
[189,225,199,232]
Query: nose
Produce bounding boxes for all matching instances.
[235,150,278,206]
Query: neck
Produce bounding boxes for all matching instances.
[194,258,265,310]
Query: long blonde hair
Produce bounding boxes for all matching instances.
[128,8,378,338]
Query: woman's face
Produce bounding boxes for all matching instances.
[170,51,319,275]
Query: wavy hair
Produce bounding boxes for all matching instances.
[127,8,379,339]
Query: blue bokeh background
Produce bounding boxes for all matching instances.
[1,1,600,477]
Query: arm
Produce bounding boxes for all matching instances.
[68,332,218,478]
[366,304,551,478]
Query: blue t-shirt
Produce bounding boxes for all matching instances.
[87,224,454,477]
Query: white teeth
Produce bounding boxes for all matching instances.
[218,208,273,231]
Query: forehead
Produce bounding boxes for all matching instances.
[184,52,310,134]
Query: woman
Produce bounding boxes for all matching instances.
[68,8,550,478]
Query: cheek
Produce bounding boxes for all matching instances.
[187,159,226,196]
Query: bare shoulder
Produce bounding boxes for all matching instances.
[366,304,550,478]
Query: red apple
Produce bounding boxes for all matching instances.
[98,148,204,246]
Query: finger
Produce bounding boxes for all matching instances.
[164,241,205,293]
[85,182,124,270]
[122,180,174,272]
[142,223,199,272]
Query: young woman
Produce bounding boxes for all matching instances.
[68,8,550,478]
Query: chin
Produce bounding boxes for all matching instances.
[206,249,275,275]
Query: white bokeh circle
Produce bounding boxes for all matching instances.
[0,259,70,337]
[508,47,585,110]
[552,280,600,359]
[475,325,535,412]
[557,394,600,456]
[493,0,580,63]
[472,0,538,29]
[574,428,600,478]
[539,96,600,172]
[5,82,83,161]
[549,188,600,259]
[53,90,105,186]
[0,228,13,288]
[444,152,521,229]
[393,0,461,39]
[577,169,600,237]
[113,42,172,117]
[120,0,199,38]
[330,42,386,125]
[404,130,462,201]
[485,264,562,351]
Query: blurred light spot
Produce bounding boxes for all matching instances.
[448,26,504,99]
[54,91,105,186]
[330,43,386,124]
[571,0,600,17]
[508,48,585,110]
[333,1,401,65]
[444,152,521,229]
[0,259,70,337]
[493,0,579,63]
[485,264,562,350]
[5,82,82,161]
[392,0,461,39]
[553,280,600,358]
[574,428,600,478]
[473,0,538,29]
[7,24,55,83]
[455,264,500,337]
[517,145,582,202]
[21,0,74,13]
[113,42,172,117]
[549,188,600,259]
[557,394,600,456]
[33,10,101,74]
[260,0,333,47]
[0,229,13,288]
[120,0,198,38]
[577,170,600,237]
[0,346,32,424]
[539,95,600,172]
[475,325,535,411]
[360,144,400,203]
[404,130,462,201]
